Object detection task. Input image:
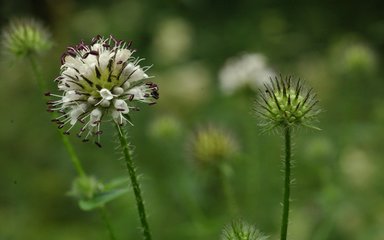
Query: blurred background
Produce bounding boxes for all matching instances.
[0,0,384,239]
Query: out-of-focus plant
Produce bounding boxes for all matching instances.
[1,18,51,59]
[189,124,239,215]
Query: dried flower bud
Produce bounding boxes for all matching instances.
[255,75,320,132]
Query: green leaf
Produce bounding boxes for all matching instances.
[79,188,129,211]
[104,176,130,190]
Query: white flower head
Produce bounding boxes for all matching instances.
[46,35,159,147]
[219,53,275,95]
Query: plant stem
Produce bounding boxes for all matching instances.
[59,133,86,177]
[115,124,152,240]
[280,126,291,240]
[28,55,86,177]
[28,55,46,90]
[100,207,117,240]
[219,163,238,216]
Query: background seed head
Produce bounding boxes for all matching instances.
[255,75,321,132]
[189,125,238,166]
[1,18,52,58]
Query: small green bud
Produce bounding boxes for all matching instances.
[255,75,320,131]
[68,176,104,200]
[1,18,52,58]
[189,125,238,166]
[221,220,269,240]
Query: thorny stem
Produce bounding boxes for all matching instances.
[116,123,152,240]
[280,126,291,240]
[100,207,117,240]
[28,55,86,177]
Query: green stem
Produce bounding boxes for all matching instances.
[59,133,86,177]
[28,55,86,177]
[100,207,117,240]
[28,55,46,90]
[115,124,152,240]
[280,126,291,240]
[219,163,238,216]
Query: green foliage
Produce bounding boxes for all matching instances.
[68,176,130,211]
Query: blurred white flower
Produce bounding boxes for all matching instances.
[47,35,159,146]
[152,17,192,65]
[219,53,275,95]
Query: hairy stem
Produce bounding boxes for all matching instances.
[100,207,117,240]
[116,124,152,240]
[280,126,291,240]
[28,56,86,177]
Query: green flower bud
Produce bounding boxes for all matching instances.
[68,176,104,200]
[221,220,269,240]
[1,18,52,58]
[255,75,320,132]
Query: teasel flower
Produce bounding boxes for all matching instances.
[221,220,269,240]
[46,35,159,147]
[1,18,52,58]
[255,75,320,132]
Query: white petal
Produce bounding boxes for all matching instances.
[120,63,136,80]
[82,55,98,68]
[91,43,102,51]
[69,104,87,125]
[62,68,78,78]
[58,81,82,91]
[112,109,120,120]
[99,51,112,70]
[90,108,102,126]
[129,67,146,82]
[116,49,132,63]
[63,90,77,103]
[114,99,129,114]
[111,110,126,125]
[99,88,114,100]
[63,55,82,68]
[127,87,144,100]
[78,64,95,78]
